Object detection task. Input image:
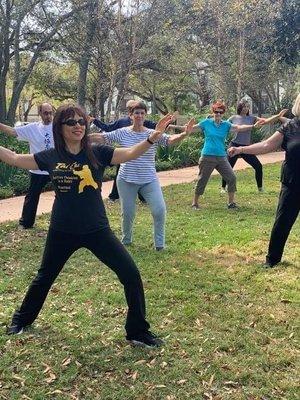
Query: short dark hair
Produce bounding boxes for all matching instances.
[53,104,99,168]
[128,101,147,113]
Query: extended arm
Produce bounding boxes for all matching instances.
[228,131,284,157]
[88,133,106,144]
[0,146,38,169]
[167,118,196,145]
[168,124,201,133]
[0,122,17,137]
[259,109,288,125]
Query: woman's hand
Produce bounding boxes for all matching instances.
[228,146,242,157]
[149,113,175,142]
[184,118,196,134]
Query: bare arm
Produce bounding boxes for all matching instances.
[0,146,38,169]
[260,109,288,125]
[168,124,201,133]
[230,123,255,133]
[228,131,284,157]
[0,122,17,137]
[168,118,196,145]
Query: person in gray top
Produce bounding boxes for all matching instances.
[221,100,266,192]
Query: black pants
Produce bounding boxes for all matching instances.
[19,173,51,228]
[222,142,263,189]
[11,227,150,338]
[109,165,146,203]
[266,184,300,265]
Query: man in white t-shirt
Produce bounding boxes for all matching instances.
[0,103,54,228]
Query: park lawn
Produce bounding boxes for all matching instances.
[0,163,299,400]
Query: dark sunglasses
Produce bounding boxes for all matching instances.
[214,110,224,115]
[62,118,85,126]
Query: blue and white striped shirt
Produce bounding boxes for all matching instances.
[103,128,170,184]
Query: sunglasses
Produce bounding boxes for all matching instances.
[62,118,86,126]
[214,110,224,115]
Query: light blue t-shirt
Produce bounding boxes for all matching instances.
[198,118,232,156]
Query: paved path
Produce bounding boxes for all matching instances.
[0,152,284,223]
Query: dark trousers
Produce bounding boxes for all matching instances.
[109,165,146,203]
[19,173,50,228]
[11,227,150,338]
[266,184,300,265]
[222,142,263,189]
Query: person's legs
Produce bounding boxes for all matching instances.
[215,158,237,206]
[193,157,216,207]
[117,178,139,245]
[221,155,238,189]
[108,165,120,201]
[19,173,50,228]
[9,229,79,331]
[241,153,263,190]
[84,228,151,338]
[139,180,166,248]
[266,185,300,266]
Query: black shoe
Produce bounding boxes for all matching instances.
[7,325,26,335]
[127,331,164,348]
[227,202,239,209]
[155,247,164,251]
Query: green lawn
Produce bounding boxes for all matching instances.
[0,163,299,400]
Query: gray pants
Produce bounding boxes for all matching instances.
[195,156,236,196]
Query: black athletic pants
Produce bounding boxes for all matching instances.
[266,184,300,265]
[11,227,150,338]
[19,173,50,228]
[221,142,263,189]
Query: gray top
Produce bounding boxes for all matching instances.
[228,115,257,145]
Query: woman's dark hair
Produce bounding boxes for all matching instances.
[237,101,250,116]
[53,104,99,168]
[128,101,147,113]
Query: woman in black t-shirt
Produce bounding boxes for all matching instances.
[228,93,300,268]
[0,104,176,347]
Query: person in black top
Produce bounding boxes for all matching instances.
[228,93,300,267]
[89,100,157,202]
[0,104,174,347]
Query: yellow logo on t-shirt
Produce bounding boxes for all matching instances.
[73,165,98,193]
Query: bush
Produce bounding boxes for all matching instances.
[9,170,30,195]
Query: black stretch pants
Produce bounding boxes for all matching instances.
[109,165,146,203]
[266,184,300,265]
[19,173,50,228]
[222,142,263,189]
[11,227,150,337]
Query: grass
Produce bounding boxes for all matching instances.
[0,163,299,400]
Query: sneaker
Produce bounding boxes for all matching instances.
[227,202,239,209]
[191,204,200,210]
[220,188,227,194]
[155,246,164,251]
[258,187,264,193]
[108,197,119,203]
[127,331,164,348]
[7,325,26,335]
[262,261,278,268]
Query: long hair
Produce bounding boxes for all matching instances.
[53,104,99,168]
[237,101,250,116]
[292,93,300,118]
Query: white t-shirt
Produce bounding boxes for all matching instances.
[15,122,54,175]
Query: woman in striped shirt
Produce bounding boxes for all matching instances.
[91,101,194,250]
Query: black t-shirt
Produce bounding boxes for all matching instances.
[278,117,300,188]
[34,145,114,233]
